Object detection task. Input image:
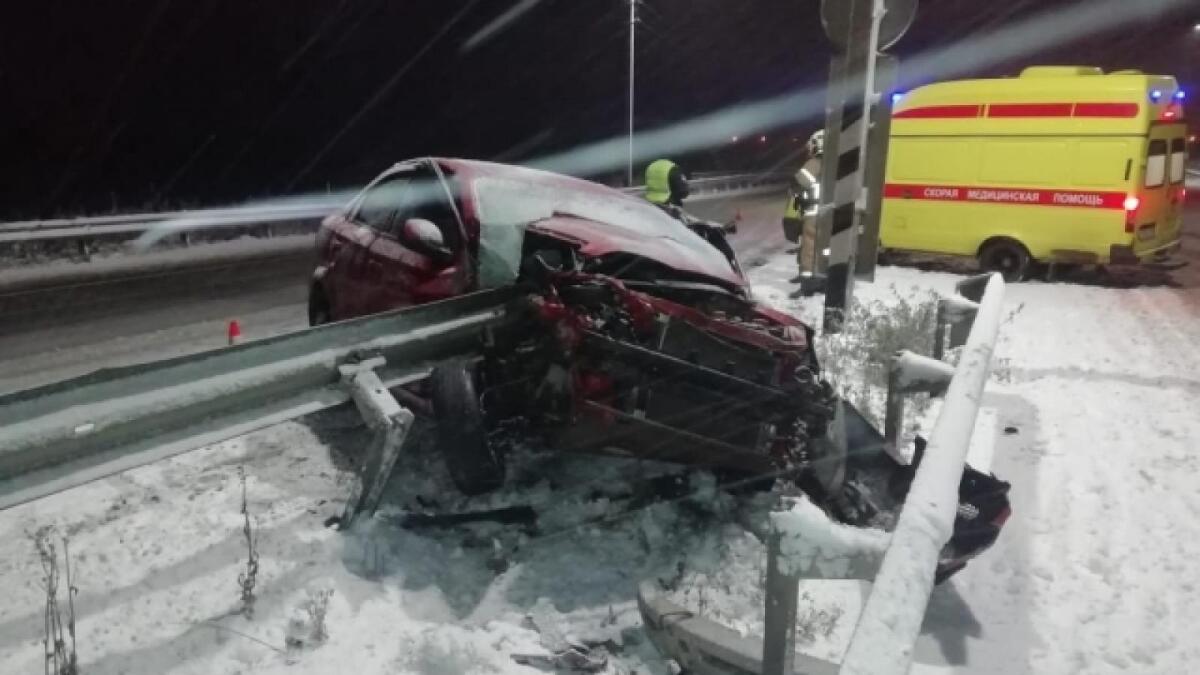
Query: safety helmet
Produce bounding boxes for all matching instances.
[644,159,690,206]
[806,129,825,157]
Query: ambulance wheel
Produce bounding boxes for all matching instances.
[978,239,1031,282]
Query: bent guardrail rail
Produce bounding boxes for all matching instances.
[0,287,517,512]
[639,273,1006,675]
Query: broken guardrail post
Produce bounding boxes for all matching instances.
[338,356,415,527]
[883,351,955,457]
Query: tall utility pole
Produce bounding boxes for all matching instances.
[627,0,637,186]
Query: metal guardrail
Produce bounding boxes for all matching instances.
[839,272,1004,675]
[0,287,517,511]
[639,273,1007,675]
[0,172,789,247]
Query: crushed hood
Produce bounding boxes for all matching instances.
[527,215,745,289]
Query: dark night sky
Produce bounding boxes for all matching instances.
[1,0,1196,219]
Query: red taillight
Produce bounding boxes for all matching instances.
[1124,196,1140,233]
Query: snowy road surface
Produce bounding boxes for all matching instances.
[1,192,1198,673]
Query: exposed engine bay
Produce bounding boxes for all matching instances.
[417,237,1010,582]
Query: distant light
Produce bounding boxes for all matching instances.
[1190,135,1198,143]
[890,92,904,105]
[1193,22,1200,32]
[1124,195,1140,212]
[759,135,767,143]
[1174,90,1186,101]
[731,135,739,142]
[1150,89,1163,102]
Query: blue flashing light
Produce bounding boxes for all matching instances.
[1174,90,1186,101]
[890,92,904,105]
[1149,89,1163,103]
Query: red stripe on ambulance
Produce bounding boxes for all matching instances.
[1073,102,1140,118]
[895,102,1141,119]
[883,183,1127,209]
[988,103,1073,117]
[893,104,981,119]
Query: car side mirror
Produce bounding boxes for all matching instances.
[399,218,453,264]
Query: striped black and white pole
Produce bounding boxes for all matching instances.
[822,0,886,334]
[823,100,867,332]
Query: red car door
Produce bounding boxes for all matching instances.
[324,172,416,318]
[359,168,471,315]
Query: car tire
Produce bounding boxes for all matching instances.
[429,360,505,495]
[308,286,332,327]
[978,239,1031,282]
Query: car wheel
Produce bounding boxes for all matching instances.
[429,360,505,495]
[308,286,332,327]
[978,239,1031,282]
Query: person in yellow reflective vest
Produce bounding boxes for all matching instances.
[785,130,823,283]
[644,158,690,208]
[643,159,740,270]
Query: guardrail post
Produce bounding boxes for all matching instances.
[762,528,801,675]
[948,273,990,349]
[884,351,955,455]
[338,357,415,527]
[932,300,948,361]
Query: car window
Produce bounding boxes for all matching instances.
[1169,138,1186,184]
[353,174,412,231]
[401,174,464,251]
[1145,139,1167,188]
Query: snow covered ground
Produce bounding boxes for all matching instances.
[2,223,1199,673]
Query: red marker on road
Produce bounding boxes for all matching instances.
[227,320,242,346]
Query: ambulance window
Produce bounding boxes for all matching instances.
[1169,138,1186,184]
[1144,140,1167,188]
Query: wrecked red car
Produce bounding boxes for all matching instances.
[310,158,1009,581]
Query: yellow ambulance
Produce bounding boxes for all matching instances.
[881,66,1187,280]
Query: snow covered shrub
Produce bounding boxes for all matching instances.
[30,526,79,675]
[236,466,260,619]
[816,287,941,429]
[305,587,333,643]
